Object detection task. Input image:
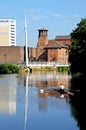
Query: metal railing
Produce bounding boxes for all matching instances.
[26,62,70,67]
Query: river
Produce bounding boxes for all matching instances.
[0,72,80,130]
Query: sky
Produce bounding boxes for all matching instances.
[0,0,86,47]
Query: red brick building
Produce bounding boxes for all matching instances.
[36,28,71,64]
[0,28,71,65]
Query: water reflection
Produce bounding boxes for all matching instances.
[70,75,83,130]
[24,74,29,130]
[0,72,80,130]
[19,72,79,130]
[38,87,70,113]
[0,74,17,114]
[38,89,48,111]
[19,71,71,90]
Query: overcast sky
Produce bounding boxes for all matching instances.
[0,0,86,47]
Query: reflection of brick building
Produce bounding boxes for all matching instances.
[0,28,71,64]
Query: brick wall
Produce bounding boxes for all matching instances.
[47,49,58,62]
[0,46,24,63]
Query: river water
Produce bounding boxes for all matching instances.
[0,72,80,130]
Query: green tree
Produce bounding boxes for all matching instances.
[69,18,86,76]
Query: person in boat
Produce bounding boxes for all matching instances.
[59,83,65,94]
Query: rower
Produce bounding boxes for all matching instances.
[59,83,65,94]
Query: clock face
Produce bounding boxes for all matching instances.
[40,42,44,46]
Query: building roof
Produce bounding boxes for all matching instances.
[44,40,69,49]
[44,43,61,49]
[55,35,71,40]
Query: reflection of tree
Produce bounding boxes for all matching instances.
[69,75,86,130]
[69,94,80,129]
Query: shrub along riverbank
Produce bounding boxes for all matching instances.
[32,66,70,72]
[0,63,20,74]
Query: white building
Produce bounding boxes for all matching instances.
[0,18,16,46]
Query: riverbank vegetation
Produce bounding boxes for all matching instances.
[0,63,70,74]
[69,18,86,77]
[31,66,69,72]
[0,63,20,74]
[68,18,86,92]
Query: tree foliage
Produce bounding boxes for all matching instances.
[68,18,86,76]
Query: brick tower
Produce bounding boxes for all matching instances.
[37,28,48,61]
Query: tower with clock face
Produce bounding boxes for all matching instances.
[37,28,48,60]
